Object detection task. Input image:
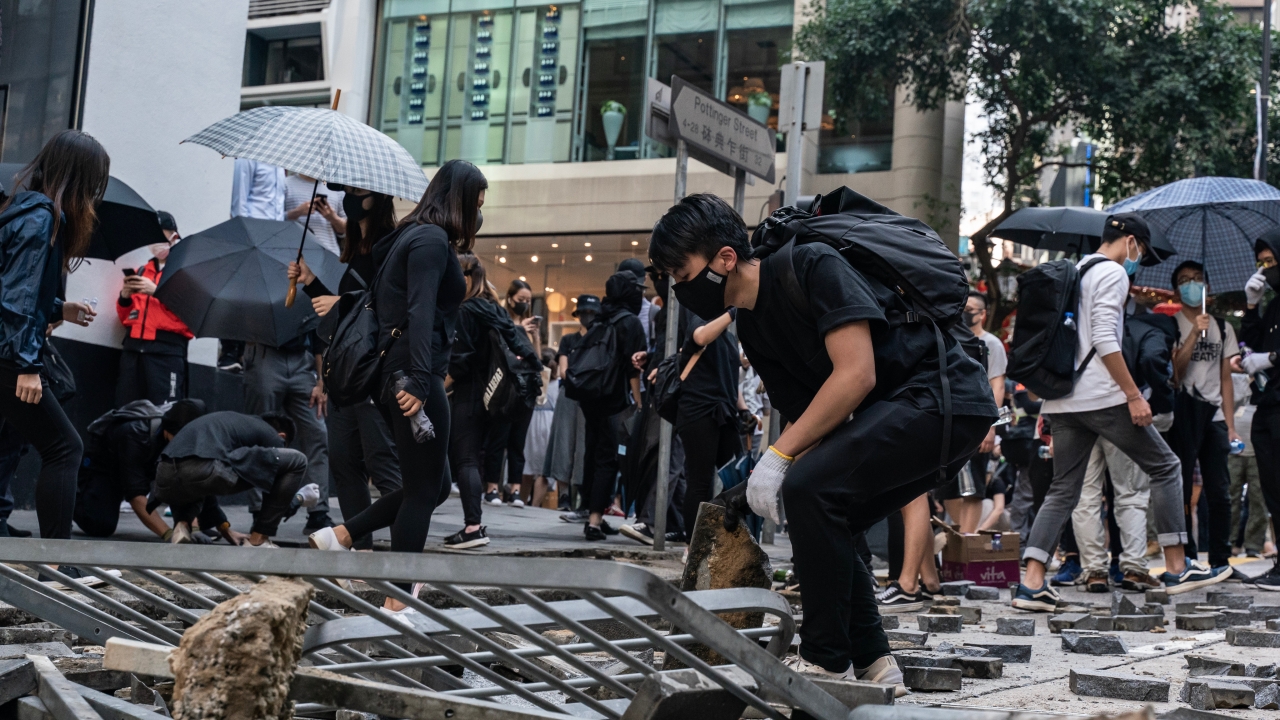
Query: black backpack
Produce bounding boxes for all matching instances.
[751,186,973,481]
[83,400,164,466]
[563,313,626,404]
[1005,257,1108,400]
[483,328,535,417]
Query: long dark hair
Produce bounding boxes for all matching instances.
[458,252,497,301]
[0,130,110,271]
[341,190,396,263]
[505,279,532,320]
[400,159,487,252]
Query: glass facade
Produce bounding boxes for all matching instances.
[375,0,799,166]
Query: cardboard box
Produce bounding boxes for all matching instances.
[936,523,1020,563]
[941,559,1021,587]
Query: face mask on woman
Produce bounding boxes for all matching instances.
[511,301,529,316]
[343,193,369,223]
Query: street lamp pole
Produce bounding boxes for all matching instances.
[1261,0,1272,183]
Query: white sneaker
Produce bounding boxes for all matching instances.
[509,497,525,508]
[379,606,420,628]
[855,655,909,698]
[243,539,279,549]
[309,526,348,551]
[782,654,857,681]
[170,524,192,545]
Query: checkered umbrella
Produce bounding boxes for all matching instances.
[183,106,428,201]
[1107,177,1280,292]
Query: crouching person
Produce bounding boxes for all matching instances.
[154,411,308,548]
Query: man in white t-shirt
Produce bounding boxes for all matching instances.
[1013,214,1227,612]
[1167,260,1241,576]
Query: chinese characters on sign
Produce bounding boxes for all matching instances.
[668,77,776,183]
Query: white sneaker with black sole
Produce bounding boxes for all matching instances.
[875,582,924,613]
[444,526,490,549]
[620,523,655,546]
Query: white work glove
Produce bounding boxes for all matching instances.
[295,483,322,509]
[747,447,792,525]
[1246,270,1268,307]
[1243,352,1274,376]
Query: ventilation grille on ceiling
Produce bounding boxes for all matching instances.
[249,0,331,19]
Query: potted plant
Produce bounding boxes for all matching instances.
[601,101,626,160]
[746,91,772,125]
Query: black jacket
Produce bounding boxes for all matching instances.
[1123,311,1178,416]
[161,412,286,491]
[1241,231,1280,407]
[82,400,167,500]
[372,223,466,402]
[449,296,538,392]
[0,192,64,372]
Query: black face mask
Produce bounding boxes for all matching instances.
[343,193,369,223]
[962,311,979,328]
[1264,265,1280,292]
[673,263,728,320]
[512,301,529,316]
[476,209,484,233]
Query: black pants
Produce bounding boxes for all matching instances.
[0,369,81,539]
[1248,404,1280,553]
[115,350,186,407]
[450,388,488,526]
[676,414,741,536]
[344,375,450,590]
[155,449,307,537]
[0,421,25,521]
[485,404,533,490]
[785,392,992,672]
[580,404,622,516]
[1169,392,1232,568]
[74,468,222,538]
[329,399,401,550]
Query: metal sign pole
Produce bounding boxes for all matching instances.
[732,168,746,217]
[654,139,689,552]
[783,62,806,206]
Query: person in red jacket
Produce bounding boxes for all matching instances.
[116,211,193,406]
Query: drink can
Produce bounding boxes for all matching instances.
[772,569,793,583]
[991,533,1003,552]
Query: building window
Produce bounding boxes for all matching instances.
[723,2,791,140]
[243,24,325,86]
[817,82,893,174]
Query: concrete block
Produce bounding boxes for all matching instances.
[1111,592,1140,617]
[0,658,35,706]
[620,667,753,720]
[951,656,1002,679]
[1186,654,1248,677]
[892,652,954,669]
[1206,592,1252,610]
[1069,668,1169,702]
[957,607,981,625]
[933,642,987,656]
[1141,603,1167,617]
[1157,709,1239,720]
[1146,588,1170,604]
[1048,613,1090,633]
[1226,627,1280,647]
[799,677,894,709]
[879,615,899,630]
[1074,615,1113,632]
[995,617,1035,636]
[916,615,961,633]
[901,666,961,692]
[1195,605,1228,614]
[930,596,961,607]
[884,629,928,646]
[0,629,72,648]
[1181,679,1255,709]
[1175,602,1207,615]
[965,586,999,601]
[1255,683,1280,710]
[1250,604,1280,622]
[940,581,973,596]
[1217,609,1253,627]
[927,605,960,615]
[1111,615,1162,632]
[1060,630,1128,655]
[1176,614,1220,631]
[1269,619,1280,631]
[965,643,1031,663]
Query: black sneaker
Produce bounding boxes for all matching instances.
[484,492,502,506]
[1247,567,1280,591]
[599,520,619,536]
[444,526,490,549]
[0,520,28,538]
[584,524,607,541]
[302,513,335,534]
[560,508,589,523]
[919,584,942,601]
[875,582,923,613]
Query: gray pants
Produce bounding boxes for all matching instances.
[243,343,330,518]
[1026,403,1185,564]
[1073,438,1150,575]
[1228,454,1269,552]
[156,449,307,537]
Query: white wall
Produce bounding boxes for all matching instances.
[59,0,249,364]
[327,0,379,123]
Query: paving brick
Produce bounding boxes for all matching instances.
[1175,602,1206,615]
[995,617,1035,636]
[1145,588,1170,604]
[959,606,982,624]
[1060,630,1128,655]
[1141,603,1167,617]
[879,615,899,630]
[930,596,961,607]
[951,656,1002,679]
[1181,679,1255,709]
[1069,668,1169,702]
[1269,619,1280,631]
[1217,609,1253,627]
[1205,592,1252,610]
[1185,654,1248,677]
[933,641,987,657]
[916,614,962,633]
[1111,592,1140,617]
[965,586,999,601]
[621,667,754,720]
[901,665,961,692]
[1254,683,1280,710]
[1194,605,1228,614]
[1226,627,1280,647]
[1175,614,1220,631]
[1111,615,1162,632]
[964,643,1031,664]
[1049,613,1090,633]
[940,581,973,597]
[0,643,73,659]
[884,629,928,646]
[1073,615,1113,632]
[891,652,955,669]
[1250,604,1280,622]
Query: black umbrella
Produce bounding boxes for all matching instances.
[154,217,346,346]
[0,163,166,260]
[990,206,1175,264]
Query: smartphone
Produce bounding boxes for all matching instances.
[532,315,544,325]
[121,268,137,278]
[314,194,329,205]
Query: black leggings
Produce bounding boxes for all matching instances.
[676,414,741,535]
[0,369,81,539]
[450,386,488,526]
[484,403,533,489]
[580,405,621,516]
[329,399,402,550]
[1248,404,1280,553]
[344,375,450,588]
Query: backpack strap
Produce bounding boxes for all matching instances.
[932,320,953,483]
[776,241,812,315]
[1069,256,1113,378]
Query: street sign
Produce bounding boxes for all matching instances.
[668,76,776,183]
[777,61,825,131]
[647,77,734,176]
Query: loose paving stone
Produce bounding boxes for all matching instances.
[1111,592,1140,617]
[1141,603,1167,617]
[1194,605,1228,614]
[1146,588,1170,604]
[0,643,73,659]
[891,652,955,669]
[1069,668,1169,702]
[884,629,928,645]
[1206,592,1252,609]
[1111,615,1163,632]
[1226,627,1280,647]
[940,581,973,596]
[1176,614,1220,631]
[1049,613,1090,633]
[965,643,1031,663]
[1217,609,1253,627]
[901,665,961,692]
[957,606,981,625]
[930,596,961,607]
[996,617,1035,636]
[928,605,960,615]
[879,615,899,630]
[933,641,987,657]
[950,656,1002,679]
[1186,655,1249,677]
[965,586,999,601]
[1251,604,1280,621]
[1181,679,1255,709]
[917,614,962,633]
[1061,630,1128,655]
[1158,709,1239,720]
[1255,683,1280,710]
[1176,602,1209,615]
[1073,615,1113,632]
[1269,619,1280,631]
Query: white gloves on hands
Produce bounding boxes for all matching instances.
[1243,352,1274,376]
[295,483,322,509]
[1246,270,1268,307]
[747,447,792,525]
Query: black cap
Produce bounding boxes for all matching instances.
[157,211,178,234]
[1106,212,1150,244]
[617,258,647,285]
[573,294,602,316]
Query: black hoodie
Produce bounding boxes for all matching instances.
[592,272,647,413]
[1241,232,1280,408]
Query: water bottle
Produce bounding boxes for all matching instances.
[1241,342,1269,392]
[991,533,1003,552]
[392,372,436,442]
[957,464,979,498]
[1062,312,1076,330]
[1230,438,1246,455]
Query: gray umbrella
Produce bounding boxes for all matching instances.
[155,218,345,346]
[990,205,1176,263]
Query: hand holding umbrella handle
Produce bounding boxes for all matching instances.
[286,89,341,311]
[285,282,298,308]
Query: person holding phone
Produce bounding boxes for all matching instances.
[482,280,542,506]
[285,173,345,256]
[116,210,193,406]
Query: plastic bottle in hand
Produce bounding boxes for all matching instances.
[1241,342,1269,391]
[393,372,435,443]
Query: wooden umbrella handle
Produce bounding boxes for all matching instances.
[285,282,298,308]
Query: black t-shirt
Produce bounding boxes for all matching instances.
[986,465,1011,501]
[736,243,995,423]
[676,308,740,429]
[557,331,583,359]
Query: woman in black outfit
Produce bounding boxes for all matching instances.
[288,186,402,550]
[309,160,482,615]
[445,254,537,548]
[483,279,541,506]
[0,130,107,541]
